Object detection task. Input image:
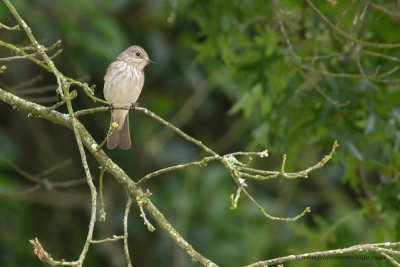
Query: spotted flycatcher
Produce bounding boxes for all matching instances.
[103,45,153,149]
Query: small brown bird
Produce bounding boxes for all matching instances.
[104,45,153,149]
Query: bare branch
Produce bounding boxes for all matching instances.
[0,52,38,61]
[244,242,400,267]
[0,22,19,30]
[35,158,73,178]
[12,74,43,90]
[99,167,106,222]
[0,154,40,183]
[29,238,78,266]
[136,156,219,187]
[90,236,124,244]
[50,178,86,188]
[0,184,40,195]
[124,197,133,267]
[136,193,155,232]
[370,3,400,19]
[18,85,56,95]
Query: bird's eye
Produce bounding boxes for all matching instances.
[135,52,141,56]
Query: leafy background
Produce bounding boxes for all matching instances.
[0,0,399,266]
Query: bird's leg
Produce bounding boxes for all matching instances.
[130,102,138,115]
[108,103,114,112]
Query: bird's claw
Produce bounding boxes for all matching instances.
[130,103,137,113]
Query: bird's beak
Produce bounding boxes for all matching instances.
[146,59,155,64]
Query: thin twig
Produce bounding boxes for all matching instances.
[357,165,396,236]
[136,107,219,156]
[0,154,40,183]
[0,184,40,195]
[96,123,118,151]
[245,242,400,267]
[124,197,133,267]
[13,74,43,90]
[18,85,57,95]
[136,156,219,187]
[360,50,400,63]
[136,195,155,232]
[305,0,400,49]
[99,167,106,222]
[50,178,86,188]
[35,158,73,178]
[68,79,106,104]
[310,78,351,106]
[0,22,19,30]
[0,52,38,61]
[25,96,59,104]
[74,106,108,117]
[236,141,338,180]
[370,3,400,19]
[49,48,62,60]
[90,236,124,244]
[29,238,78,266]
[378,252,400,266]
[355,53,380,90]
[49,99,65,110]
[242,186,311,221]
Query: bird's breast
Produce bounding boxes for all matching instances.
[104,62,145,105]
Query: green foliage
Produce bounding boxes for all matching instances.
[167,0,400,227]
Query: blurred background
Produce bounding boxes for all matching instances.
[0,0,399,266]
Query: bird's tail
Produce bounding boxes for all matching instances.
[107,111,131,149]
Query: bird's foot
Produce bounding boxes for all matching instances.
[108,103,114,112]
[130,102,138,113]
